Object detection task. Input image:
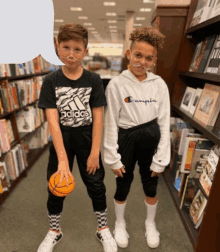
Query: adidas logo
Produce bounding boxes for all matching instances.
[61,95,89,118]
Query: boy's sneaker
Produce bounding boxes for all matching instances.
[113,221,129,248]
[37,230,63,252]
[145,221,160,248]
[96,227,118,252]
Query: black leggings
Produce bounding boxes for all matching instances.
[114,119,161,202]
[47,124,106,215]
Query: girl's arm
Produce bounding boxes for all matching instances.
[46,108,74,184]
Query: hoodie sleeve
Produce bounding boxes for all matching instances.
[101,81,124,170]
[150,81,171,173]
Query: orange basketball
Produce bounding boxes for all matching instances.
[49,173,75,197]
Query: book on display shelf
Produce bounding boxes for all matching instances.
[180,87,196,112]
[188,88,203,116]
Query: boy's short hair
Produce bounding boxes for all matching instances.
[58,23,88,48]
[130,26,165,51]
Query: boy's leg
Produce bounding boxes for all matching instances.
[136,122,161,249]
[74,129,117,252]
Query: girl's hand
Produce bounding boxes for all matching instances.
[87,154,100,175]
[112,166,126,178]
[54,160,74,186]
[151,171,161,177]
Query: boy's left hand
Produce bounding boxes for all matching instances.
[151,171,161,177]
[87,154,100,175]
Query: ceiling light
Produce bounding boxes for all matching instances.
[88,27,95,30]
[78,16,88,19]
[136,17,146,20]
[134,24,142,26]
[106,12,117,16]
[54,19,64,22]
[70,7,82,11]
[109,26,117,28]
[110,30,117,32]
[140,8,152,12]
[143,0,154,2]
[108,20,117,23]
[104,2,116,6]
[84,23,92,26]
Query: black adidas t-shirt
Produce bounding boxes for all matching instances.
[38,68,107,127]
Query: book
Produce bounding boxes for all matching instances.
[180,87,196,111]
[204,35,220,74]
[194,83,220,125]
[189,189,208,225]
[197,35,217,73]
[199,170,212,196]
[0,162,10,193]
[6,119,15,144]
[190,0,214,27]
[2,152,17,180]
[0,64,7,77]
[188,88,203,115]
[209,0,220,18]
[178,128,195,155]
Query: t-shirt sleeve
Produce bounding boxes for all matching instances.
[90,74,107,108]
[38,76,57,109]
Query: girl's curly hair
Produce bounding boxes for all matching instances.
[130,26,165,51]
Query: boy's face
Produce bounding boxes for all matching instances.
[126,41,157,79]
[57,39,88,70]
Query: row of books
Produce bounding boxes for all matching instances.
[180,83,220,127]
[0,76,44,115]
[0,122,50,194]
[189,34,220,75]
[190,0,220,28]
[0,55,60,78]
[170,118,220,229]
[0,105,46,156]
[0,143,28,193]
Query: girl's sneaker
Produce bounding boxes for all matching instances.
[145,221,160,248]
[96,227,118,252]
[113,221,129,248]
[37,230,63,252]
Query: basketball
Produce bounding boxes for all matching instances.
[49,173,75,197]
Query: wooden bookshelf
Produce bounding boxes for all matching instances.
[179,71,220,85]
[0,71,50,82]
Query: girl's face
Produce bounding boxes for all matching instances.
[126,41,157,80]
[57,39,88,70]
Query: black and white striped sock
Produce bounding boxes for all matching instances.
[47,212,61,232]
[94,208,108,229]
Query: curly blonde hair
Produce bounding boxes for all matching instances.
[130,26,165,51]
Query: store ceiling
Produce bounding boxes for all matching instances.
[53,0,156,44]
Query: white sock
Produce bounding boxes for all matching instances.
[114,199,126,225]
[145,200,158,224]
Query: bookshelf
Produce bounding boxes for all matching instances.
[162,0,220,251]
[0,67,51,207]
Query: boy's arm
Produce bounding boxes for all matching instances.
[46,108,73,183]
[150,82,171,173]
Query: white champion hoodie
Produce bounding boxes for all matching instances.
[102,69,171,173]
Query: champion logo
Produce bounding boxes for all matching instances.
[124,96,157,105]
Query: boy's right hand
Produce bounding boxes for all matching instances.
[53,160,74,186]
[112,166,126,178]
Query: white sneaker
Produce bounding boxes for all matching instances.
[113,221,129,248]
[37,230,63,252]
[96,227,118,252]
[145,221,160,248]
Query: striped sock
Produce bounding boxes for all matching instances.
[95,208,108,229]
[47,212,61,232]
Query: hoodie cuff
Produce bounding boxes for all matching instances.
[150,162,165,173]
[110,160,124,170]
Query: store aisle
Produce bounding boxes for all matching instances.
[0,147,194,252]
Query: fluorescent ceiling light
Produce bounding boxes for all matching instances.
[140,8,152,12]
[88,27,95,30]
[84,23,92,26]
[106,12,117,16]
[70,7,82,11]
[143,0,154,2]
[109,26,117,28]
[78,16,88,19]
[104,2,116,6]
[134,24,142,26]
[136,17,146,20]
[108,20,117,23]
[91,31,98,34]
[54,19,64,22]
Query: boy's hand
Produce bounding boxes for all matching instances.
[87,154,100,175]
[54,160,74,186]
[112,166,126,178]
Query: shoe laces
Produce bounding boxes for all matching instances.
[99,228,113,241]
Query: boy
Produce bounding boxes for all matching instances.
[102,27,171,249]
[37,24,117,252]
